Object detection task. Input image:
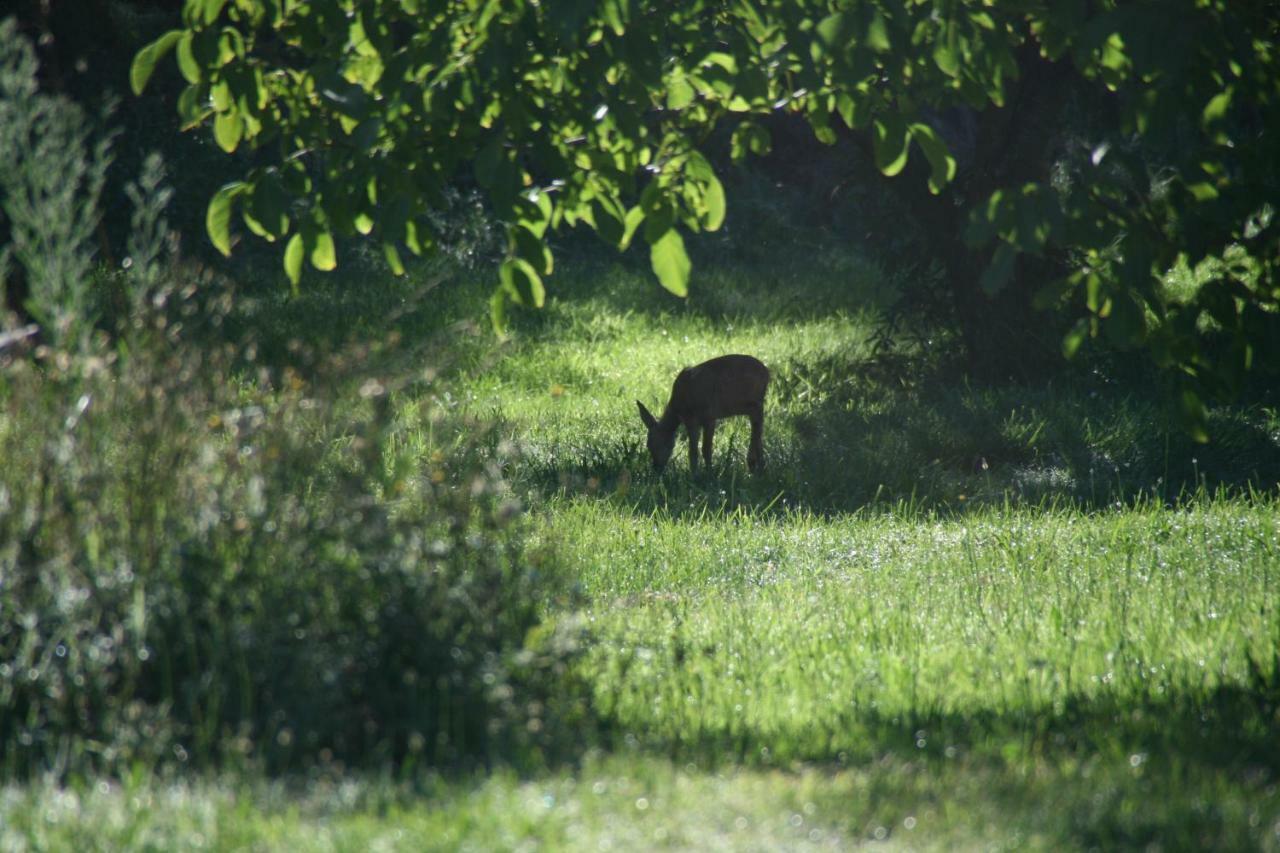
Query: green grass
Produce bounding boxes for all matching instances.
[7,744,1275,850]
[6,242,1280,848]
[568,497,1279,753]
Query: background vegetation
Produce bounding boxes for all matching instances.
[2,3,1279,849]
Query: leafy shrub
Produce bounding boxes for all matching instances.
[0,294,584,777]
[0,20,585,778]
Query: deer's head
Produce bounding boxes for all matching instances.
[636,401,676,472]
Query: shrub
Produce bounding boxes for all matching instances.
[0,297,584,777]
[0,20,585,778]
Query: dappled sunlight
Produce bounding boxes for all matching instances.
[407,253,1280,517]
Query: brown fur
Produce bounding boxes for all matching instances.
[636,354,770,473]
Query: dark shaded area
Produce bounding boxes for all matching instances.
[726,46,1088,383]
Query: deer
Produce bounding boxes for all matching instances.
[636,354,770,473]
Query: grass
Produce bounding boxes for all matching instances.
[569,498,1279,755]
[8,742,1274,851]
[5,234,1280,848]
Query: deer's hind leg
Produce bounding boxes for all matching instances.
[746,403,765,472]
[701,420,716,467]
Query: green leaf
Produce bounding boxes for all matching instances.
[206,181,245,256]
[383,241,405,276]
[247,176,290,238]
[512,226,553,275]
[969,11,996,30]
[649,228,690,297]
[836,92,867,129]
[404,219,428,255]
[1187,182,1219,202]
[214,110,243,152]
[199,0,230,25]
[283,233,304,284]
[666,76,695,110]
[702,172,726,231]
[810,108,837,145]
[816,12,852,49]
[1062,317,1090,359]
[872,115,909,177]
[603,0,627,35]
[1201,88,1232,127]
[866,12,891,52]
[643,201,675,244]
[710,48,740,70]
[177,85,211,128]
[730,121,771,160]
[516,190,553,238]
[1085,272,1105,314]
[909,122,957,193]
[309,229,337,271]
[176,32,201,84]
[589,198,624,246]
[130,30,184,95]
[684,150,715,182]
[499,257,545,307]
[211,80,233,111]
[489,288,509,335]
[619,206,644,251]
[933,41,959,77]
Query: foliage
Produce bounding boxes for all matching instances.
[133,1,1279,411]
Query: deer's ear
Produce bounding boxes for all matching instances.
[636,400,657,429]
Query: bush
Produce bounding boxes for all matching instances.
[0,20,585,778]
[0,297,584,777]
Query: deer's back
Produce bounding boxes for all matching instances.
[669,354,769,420]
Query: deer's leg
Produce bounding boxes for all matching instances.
[701,419,716,467]
[746,403,765,472]
[684,420,700,471]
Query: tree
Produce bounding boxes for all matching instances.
[133,1,1279,424]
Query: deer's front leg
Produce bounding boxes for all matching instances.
[701,420,716,467]
[684,420,700,471]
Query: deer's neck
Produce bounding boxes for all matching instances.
[657,406,681,432]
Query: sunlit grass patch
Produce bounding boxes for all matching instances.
[561,498,1279,745]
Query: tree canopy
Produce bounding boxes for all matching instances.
[133,0,1279,426]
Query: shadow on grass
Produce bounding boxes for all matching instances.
[516,345,1280,518]
[593,660,1280,848]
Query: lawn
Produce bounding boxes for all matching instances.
[4,250,1279,850]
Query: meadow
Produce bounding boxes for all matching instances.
[5,221,1279,850]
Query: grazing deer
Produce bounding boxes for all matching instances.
[636,354,770,473]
